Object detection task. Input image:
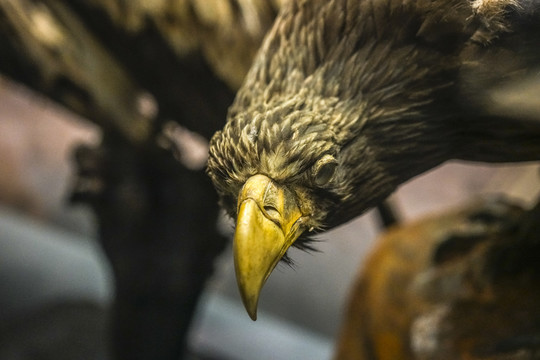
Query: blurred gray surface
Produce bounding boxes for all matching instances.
[0,205,113,321]
[190,292,333,360]
[0,205,337,359]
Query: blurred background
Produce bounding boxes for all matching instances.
[1,77,538,359]
[1,1,539,359]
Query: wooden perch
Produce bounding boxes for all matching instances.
[335,197,540,360]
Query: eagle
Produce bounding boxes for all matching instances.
[207,0,540,320]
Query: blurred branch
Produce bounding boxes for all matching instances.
[85,0,278,89]
[0,0,152,143]
[0,0,282,141]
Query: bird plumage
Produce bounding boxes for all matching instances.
[209,0,540,231]
[206,0,540,317]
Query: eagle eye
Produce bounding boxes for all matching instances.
[312,155,337,186]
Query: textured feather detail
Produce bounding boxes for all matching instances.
[208,0,540,239]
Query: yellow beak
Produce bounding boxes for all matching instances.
[233,174,306,320]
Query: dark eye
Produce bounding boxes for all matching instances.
[312,155,337,187]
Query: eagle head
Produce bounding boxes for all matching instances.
[207,84,431,319]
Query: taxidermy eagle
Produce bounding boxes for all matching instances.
[207,0,540,320]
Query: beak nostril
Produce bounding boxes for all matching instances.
[264,205,280,218]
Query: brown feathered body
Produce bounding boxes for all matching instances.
[334,197,540,360]
[208,0,540,243]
